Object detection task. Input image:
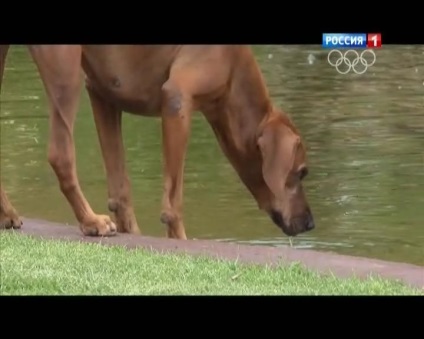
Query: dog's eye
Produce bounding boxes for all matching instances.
[299,167,308,180]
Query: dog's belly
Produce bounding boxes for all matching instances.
[81,45,179,117]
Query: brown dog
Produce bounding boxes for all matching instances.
[0,45,314,239]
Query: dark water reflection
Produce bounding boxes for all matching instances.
[1,45,423,265]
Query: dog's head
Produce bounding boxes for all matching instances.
[250,109,315,236]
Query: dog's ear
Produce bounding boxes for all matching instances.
[257,120,300,200]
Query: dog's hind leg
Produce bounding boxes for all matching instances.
[85,84,140,235]
[0,186,22,230]
[28,45,116,236]
[0,44,22,230]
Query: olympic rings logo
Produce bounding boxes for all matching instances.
[327,49,376,74]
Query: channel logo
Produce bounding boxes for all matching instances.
[322,33,382,49]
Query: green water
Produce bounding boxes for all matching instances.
[1,45,423,265]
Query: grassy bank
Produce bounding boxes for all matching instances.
[1,231,421,295]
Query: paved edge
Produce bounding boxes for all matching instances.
[2,218,423,289]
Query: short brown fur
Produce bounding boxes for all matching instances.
[0,45,315,239]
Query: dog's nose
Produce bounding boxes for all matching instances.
[305,216,315,231]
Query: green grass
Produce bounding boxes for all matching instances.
[0,231,422,295]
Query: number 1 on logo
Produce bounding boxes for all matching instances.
[367,33,382,48]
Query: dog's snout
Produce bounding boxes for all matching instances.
[305,215,315,231]
[270,209,284,227]
[268,209,315,236]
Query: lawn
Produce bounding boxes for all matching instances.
[0,231,421,295]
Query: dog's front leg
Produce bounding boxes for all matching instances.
[159,80,193,240]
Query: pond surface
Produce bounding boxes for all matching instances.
[1,45,423,265]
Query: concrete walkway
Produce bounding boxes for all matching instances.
[2,218,423,289]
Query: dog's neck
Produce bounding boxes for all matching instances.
[201,50,278,176]
[223,51,277,156]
